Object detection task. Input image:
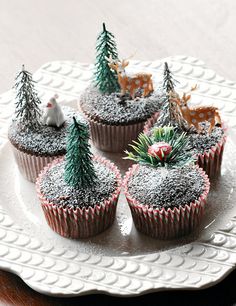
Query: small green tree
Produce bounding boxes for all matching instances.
[163,62,178,93]
[64,117,97,188]
[14,65,41,127]
[94,22,120,94]
[160,62,179,125]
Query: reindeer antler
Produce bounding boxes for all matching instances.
[191,84,197,91]
[182,93,191,103]
[181,84,197,103]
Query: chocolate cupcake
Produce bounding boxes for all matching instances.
[8,66,85,182]
[124,127,210,239]
[80,86,162,152]
[79,23,162,152]
[36,118,122,238]
[144,63,226,178]
[145,106,226,179]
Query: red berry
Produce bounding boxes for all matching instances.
[148,142,172,160]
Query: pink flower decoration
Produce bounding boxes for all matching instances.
[148,142,172,160]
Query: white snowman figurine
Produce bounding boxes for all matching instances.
[42,94,65,127]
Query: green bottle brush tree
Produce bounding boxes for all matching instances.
[160,62,180,125]
[14,65,42,128]
[64,117,97,188]
[94,22,120,94]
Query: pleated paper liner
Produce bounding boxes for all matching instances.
[143,112,159,134]
[143,112,227,179]
[36,156,122,239]
[11,143,63,183]
[79,105,148,153]
[123,164,210,240]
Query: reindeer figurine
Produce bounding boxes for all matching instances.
[171,86,221,134]
[106,56,154,99]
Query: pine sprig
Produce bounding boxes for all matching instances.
[14,65,41,128]
[64,117,97,188]
[124,126,193,168]
[94,22,120,94]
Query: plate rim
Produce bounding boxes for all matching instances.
[0,56,236,297]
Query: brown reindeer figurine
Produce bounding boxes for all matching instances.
[106,56,154,99]
[171,86,221,134]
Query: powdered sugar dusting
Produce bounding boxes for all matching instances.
[39,160,117,208]
[152,118,225,155]
[184,125,224,154]
[127,165,205,209]
[80,85,164,125]
[8,106,87,156]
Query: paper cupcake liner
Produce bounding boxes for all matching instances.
[196,135,226,178]
[143,112,160,135]
[123,164,210,239]
[79,106,148,153]
[11,144,63,183]
[143,112,227,179]
[36,156,122,239]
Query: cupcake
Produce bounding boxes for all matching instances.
[8,66,85,182]
[79,23,162,152]
[36,117,122,239]
[144,62,226,178]
[123,127,210,239]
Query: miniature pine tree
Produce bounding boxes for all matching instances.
[14,65,41,127]
[94,22,120,94]
[163,62,177,93]
[161,62,180,124]
[64,117,97,188]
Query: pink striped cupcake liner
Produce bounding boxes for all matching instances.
[143,112,159,134]
[123,164,210,239]
[143,112,227,179]
[36,156,122,239]
[79,106,148,153]
[196,135,226,178]
[11,144,63,183]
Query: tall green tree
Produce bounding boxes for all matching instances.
[64,117,97,188]
[163,62,178,93]
[160,62,179,125]
[14,65,41,127]
[94,22,120,94]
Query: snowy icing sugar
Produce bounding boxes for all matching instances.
[127,165,205,209]
[39,160,117,208]
[8,106,87,156]
[80,85,164,125]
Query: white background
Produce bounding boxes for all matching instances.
[0,0,235,91]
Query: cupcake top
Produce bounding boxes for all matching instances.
[152,63,226,155]
[38,117,120,209]
[80,85,163,125]
[8,106,86,156]
[183,124,224,155]
[151,121,225,155]
[124,126,206,209]
[9,65,87,156]
[80,23,162,125]
[39,159,117,209]
[127,165,205,209]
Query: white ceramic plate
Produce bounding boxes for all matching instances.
[0,56,236,297]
